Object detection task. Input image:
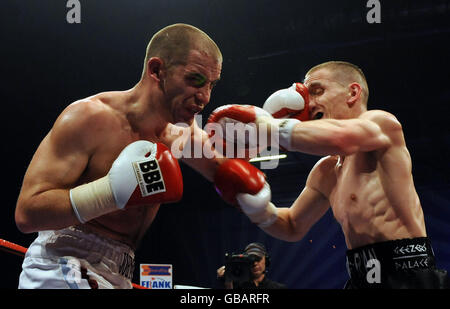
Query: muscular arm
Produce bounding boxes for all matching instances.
[282,110,397,156]
[179,119,226,182]
[260,157,335,242]
[15,101,107,233]
[263,188,329,242]
[261,111,404,240]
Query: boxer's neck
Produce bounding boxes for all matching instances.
[124,82,171,141]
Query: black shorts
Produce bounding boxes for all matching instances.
[345,237,449,289]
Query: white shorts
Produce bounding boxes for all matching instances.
[19,226,135,289]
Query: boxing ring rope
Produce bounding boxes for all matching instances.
[0,238,147,289]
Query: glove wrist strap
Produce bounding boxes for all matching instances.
[258,202,278,228]
[69,176,117,223]
[244,202,278,228]
[271,118,301,151]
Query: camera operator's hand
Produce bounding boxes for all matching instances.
[216,265,233,289]
[217,265,225,278]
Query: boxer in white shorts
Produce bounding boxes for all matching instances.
[20,226,134,289]
[16,23,273,289]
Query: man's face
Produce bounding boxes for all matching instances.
[250,255,266,279]
[304,68,350,120]
[162,49,222,125]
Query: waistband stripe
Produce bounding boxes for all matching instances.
[392,254,429,260]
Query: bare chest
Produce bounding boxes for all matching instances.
[81,123,185,181]
[82,132,137,182]
[79,125,160,247]
[329,153,383,223]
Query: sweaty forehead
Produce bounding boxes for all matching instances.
[304,68,335,86]
[185,49,222,77]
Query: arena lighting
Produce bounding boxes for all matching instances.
[249,154,287,162]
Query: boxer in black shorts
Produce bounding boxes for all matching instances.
[345,237,449,288]
[209,61,449,288]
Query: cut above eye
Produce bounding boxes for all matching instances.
[187,73,207,87]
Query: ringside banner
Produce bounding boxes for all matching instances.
[140,264,173,289]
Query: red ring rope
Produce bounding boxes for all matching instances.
[0,238,147,289]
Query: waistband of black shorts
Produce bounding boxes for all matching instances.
[346,237,435,279]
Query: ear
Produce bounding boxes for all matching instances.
[146,57,164,82]
[347,82,362,107]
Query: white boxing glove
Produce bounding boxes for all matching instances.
[236,182,278,228]
[260,82,311,150]
[69,141,183,223]
[263,83,310,121]
[207,104,271,150]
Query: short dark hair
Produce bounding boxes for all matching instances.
[306,61,369,106]
[141,23,222,79]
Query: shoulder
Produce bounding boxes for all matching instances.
[359,110,407,149]
[311,155,338,170]
[359,110,403,132]
[51,96,120,151]
[306,155,337,197]
[308,155,338,180]
[59,95,116,123]
[56,94,121,132]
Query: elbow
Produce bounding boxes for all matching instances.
[283,216,308,242]
[15,213,33,234]
[15,202,37,234]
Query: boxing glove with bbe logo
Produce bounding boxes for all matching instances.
[70,141,183,223]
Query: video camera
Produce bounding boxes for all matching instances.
[224,252,260,283]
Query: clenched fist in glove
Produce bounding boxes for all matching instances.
[214,159,278,228]
[70,140,183,223]
[207,83,310,152]
[263,82,310,121]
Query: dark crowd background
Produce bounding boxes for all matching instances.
[1,0,449,289]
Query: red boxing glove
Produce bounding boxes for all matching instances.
[263,83,310,121]
[207,104,271,124]
[214,159,277,228]
[126,142,184,206]
[207,105,271,157]
[70,141,183,223]
[214,159,266,206]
